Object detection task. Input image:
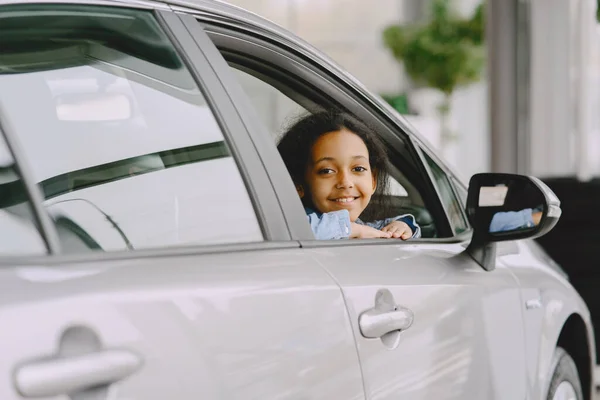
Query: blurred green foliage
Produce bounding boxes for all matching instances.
[380,93,410,114]
[382,0,485,97]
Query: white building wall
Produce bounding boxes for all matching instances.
[225,0,408,94]
[529,0,599,179]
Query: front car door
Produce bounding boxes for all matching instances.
[0,3,364,398]
[305,146,530,400]
[182,5,532,398]
[311,146,530,400]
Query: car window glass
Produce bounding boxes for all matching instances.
[450,177,470,230]
[388,177,408,197]
[0,134,47,255]
[422,151,469,234]
[224,62,439,238]
[0,5,263,253]
[452,179,467,205]
[230,67,307,141]
[451,177,468,209]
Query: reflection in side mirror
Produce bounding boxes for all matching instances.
[55,93,132,122]
[467,173,561,242]
[488,207,543,234]
[465,173,562,271]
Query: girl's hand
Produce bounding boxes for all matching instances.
[532,211,543,226]
[350,223,392,239]
[381,221,413,240]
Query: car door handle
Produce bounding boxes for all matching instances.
[14,349,142,398]
[359,306,414,338]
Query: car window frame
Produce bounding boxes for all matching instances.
[179,14,316,242]
[0,3,299,265]
[192,18,459,243]
[415,144,472,235]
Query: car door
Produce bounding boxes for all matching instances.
[0,3,365,399]
[182,11,531,399]
[309,146,530,400]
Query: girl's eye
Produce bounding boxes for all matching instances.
[317,168,335,175]
[353,166,368,172]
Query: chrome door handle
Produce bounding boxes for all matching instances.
[359,288,414,340]
[359,306,414,338]
[14,349,142,398]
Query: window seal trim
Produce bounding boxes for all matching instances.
[299,232,472,249]
[0,240,301,266]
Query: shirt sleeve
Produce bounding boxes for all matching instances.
[364,214,421,239]
[306,209,352,240]
[489,208,534,233]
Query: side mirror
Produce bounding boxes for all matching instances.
[465,173,562,270]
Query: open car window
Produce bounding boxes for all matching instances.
[212,32,447,239]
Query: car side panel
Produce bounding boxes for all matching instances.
[498,240,596,399]
[0,248,365,399]
[308,241,529,400]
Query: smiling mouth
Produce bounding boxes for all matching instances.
[329,197,359,204]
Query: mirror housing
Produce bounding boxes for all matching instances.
[465,173,562,270]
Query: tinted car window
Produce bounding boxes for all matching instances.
[0,134,46,255]
[0,5,263,253]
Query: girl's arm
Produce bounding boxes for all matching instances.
[306,209,352,240]
[365,214,421,238]
[489,208,536,233]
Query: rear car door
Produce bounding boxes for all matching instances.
[182,10,532,398]
[0,3,365,399]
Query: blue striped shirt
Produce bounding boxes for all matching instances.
[305,208,421,240]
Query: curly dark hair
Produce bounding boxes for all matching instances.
[277,111,392,220]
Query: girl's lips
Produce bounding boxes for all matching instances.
[329,196,359,204]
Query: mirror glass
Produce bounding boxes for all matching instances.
[475,180,545,236]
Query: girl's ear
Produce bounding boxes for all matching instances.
[295,183,305,198]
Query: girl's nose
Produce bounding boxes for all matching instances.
[335,171,354,189]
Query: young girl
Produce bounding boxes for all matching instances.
[277,111,421,240]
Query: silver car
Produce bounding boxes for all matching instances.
[0,1,595,399]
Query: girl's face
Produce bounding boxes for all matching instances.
[301,129,376,222]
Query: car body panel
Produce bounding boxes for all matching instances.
[0,248,366,400]
[308,241,528,400]
[497,240,596,399]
